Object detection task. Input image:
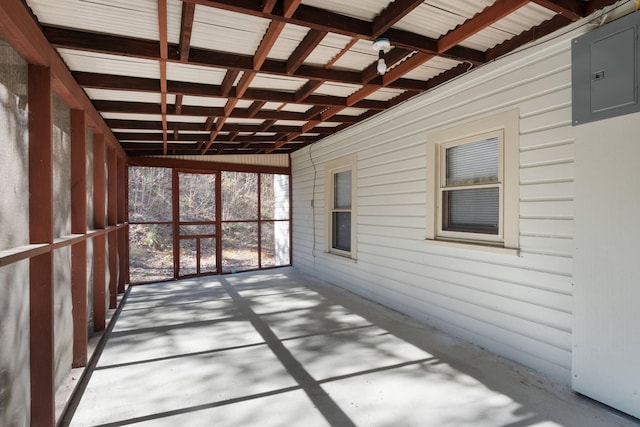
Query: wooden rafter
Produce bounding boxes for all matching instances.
[179,2,196,61]
[372,0,426,37]
[158,0,169,154]
[530,0,585,21]
[438,0,530,53]
[42,26,426,91]
[286,29,327,75]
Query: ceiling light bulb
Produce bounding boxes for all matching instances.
[372,37,391,76]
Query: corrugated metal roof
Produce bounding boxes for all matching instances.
[84,89,162,104]
[58,49,160,79]
[303,33,354,67]
[249,74,307,91]
[394,3,469,39]
[21,0,607,156]
[331,39,378,71]
[165,115,206,123]
[155,154,290,167]
[339,108,369,116]
[314,82,362,98]
[166,63,227,85]
[101,113,162,121]
[279,104,314,113]
[268,24,310,61]
[191,5,270,54]
[401,56,463,81]
[364,87,405,102]
[27,0,160,41]
[181,96,227,108]
[301,0,392,21]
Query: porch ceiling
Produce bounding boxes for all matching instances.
[24,0,615,157]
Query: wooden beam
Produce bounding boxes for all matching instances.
[286,29,327,75]
[220,70,240,97]
[28,64,55,427]
[254,21,286,70]
[117,156,127,293]
[70,109,88,368]
[179,2,196,60]
[438,0,529,53]
[93,100,362,122]
[181,0,486,63]
[42,25,481,83]
[175,93,184,114]
[107,148,118,309]
[372,0,425,37]
[382,52,433,86]
[262,0,278,13]
[92,132,106,332]
[73,71,388,109]
[485,14,571,62]
[530,0,585,21]
[0,0,124,156]
[248,100,266,118]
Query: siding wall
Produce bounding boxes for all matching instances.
[292,19,603,383]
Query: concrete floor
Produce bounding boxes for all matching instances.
[62,268,639,427]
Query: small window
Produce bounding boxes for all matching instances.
[427,110,519,250]
[325,154,357,258]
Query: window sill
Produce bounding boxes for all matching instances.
[324,251,358,263]
[424,238,519,256]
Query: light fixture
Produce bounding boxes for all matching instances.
[372,37,391,75]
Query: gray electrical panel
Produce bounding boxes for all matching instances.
[572,11,640,125]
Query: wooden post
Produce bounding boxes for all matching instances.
[28,64,55,427]
[93,132,106,331]
[117,156,126,293]
[70,108,87,367]
[107,147,118,308]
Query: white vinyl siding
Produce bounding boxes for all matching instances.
[292,25,586,383]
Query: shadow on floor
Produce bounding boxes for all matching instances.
[61,268,640,427]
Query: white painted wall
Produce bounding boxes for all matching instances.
[292,5,636,389]
[573,112,640,418]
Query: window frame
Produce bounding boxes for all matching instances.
[325,154,357,259]
[426,110,519,251]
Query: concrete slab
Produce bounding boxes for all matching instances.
[62,268,640,427]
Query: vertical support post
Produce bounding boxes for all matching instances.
[107,147,118,308]
[215,171,222,274]
[288,170,293,266]
[28,64,55,427]
[93,132,106,331]
[70,108,87,367]
[172,169,180,279]
[257,173,262,269]
[117,156,126,293]
[125,166,130,284]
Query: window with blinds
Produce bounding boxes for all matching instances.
[426,109,519,251]
[442,136,500,235]
[437,131,504,242]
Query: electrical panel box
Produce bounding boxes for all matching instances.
[572,11,640,125]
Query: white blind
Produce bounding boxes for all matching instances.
[444,188,499,234]
[446,137,499,186]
